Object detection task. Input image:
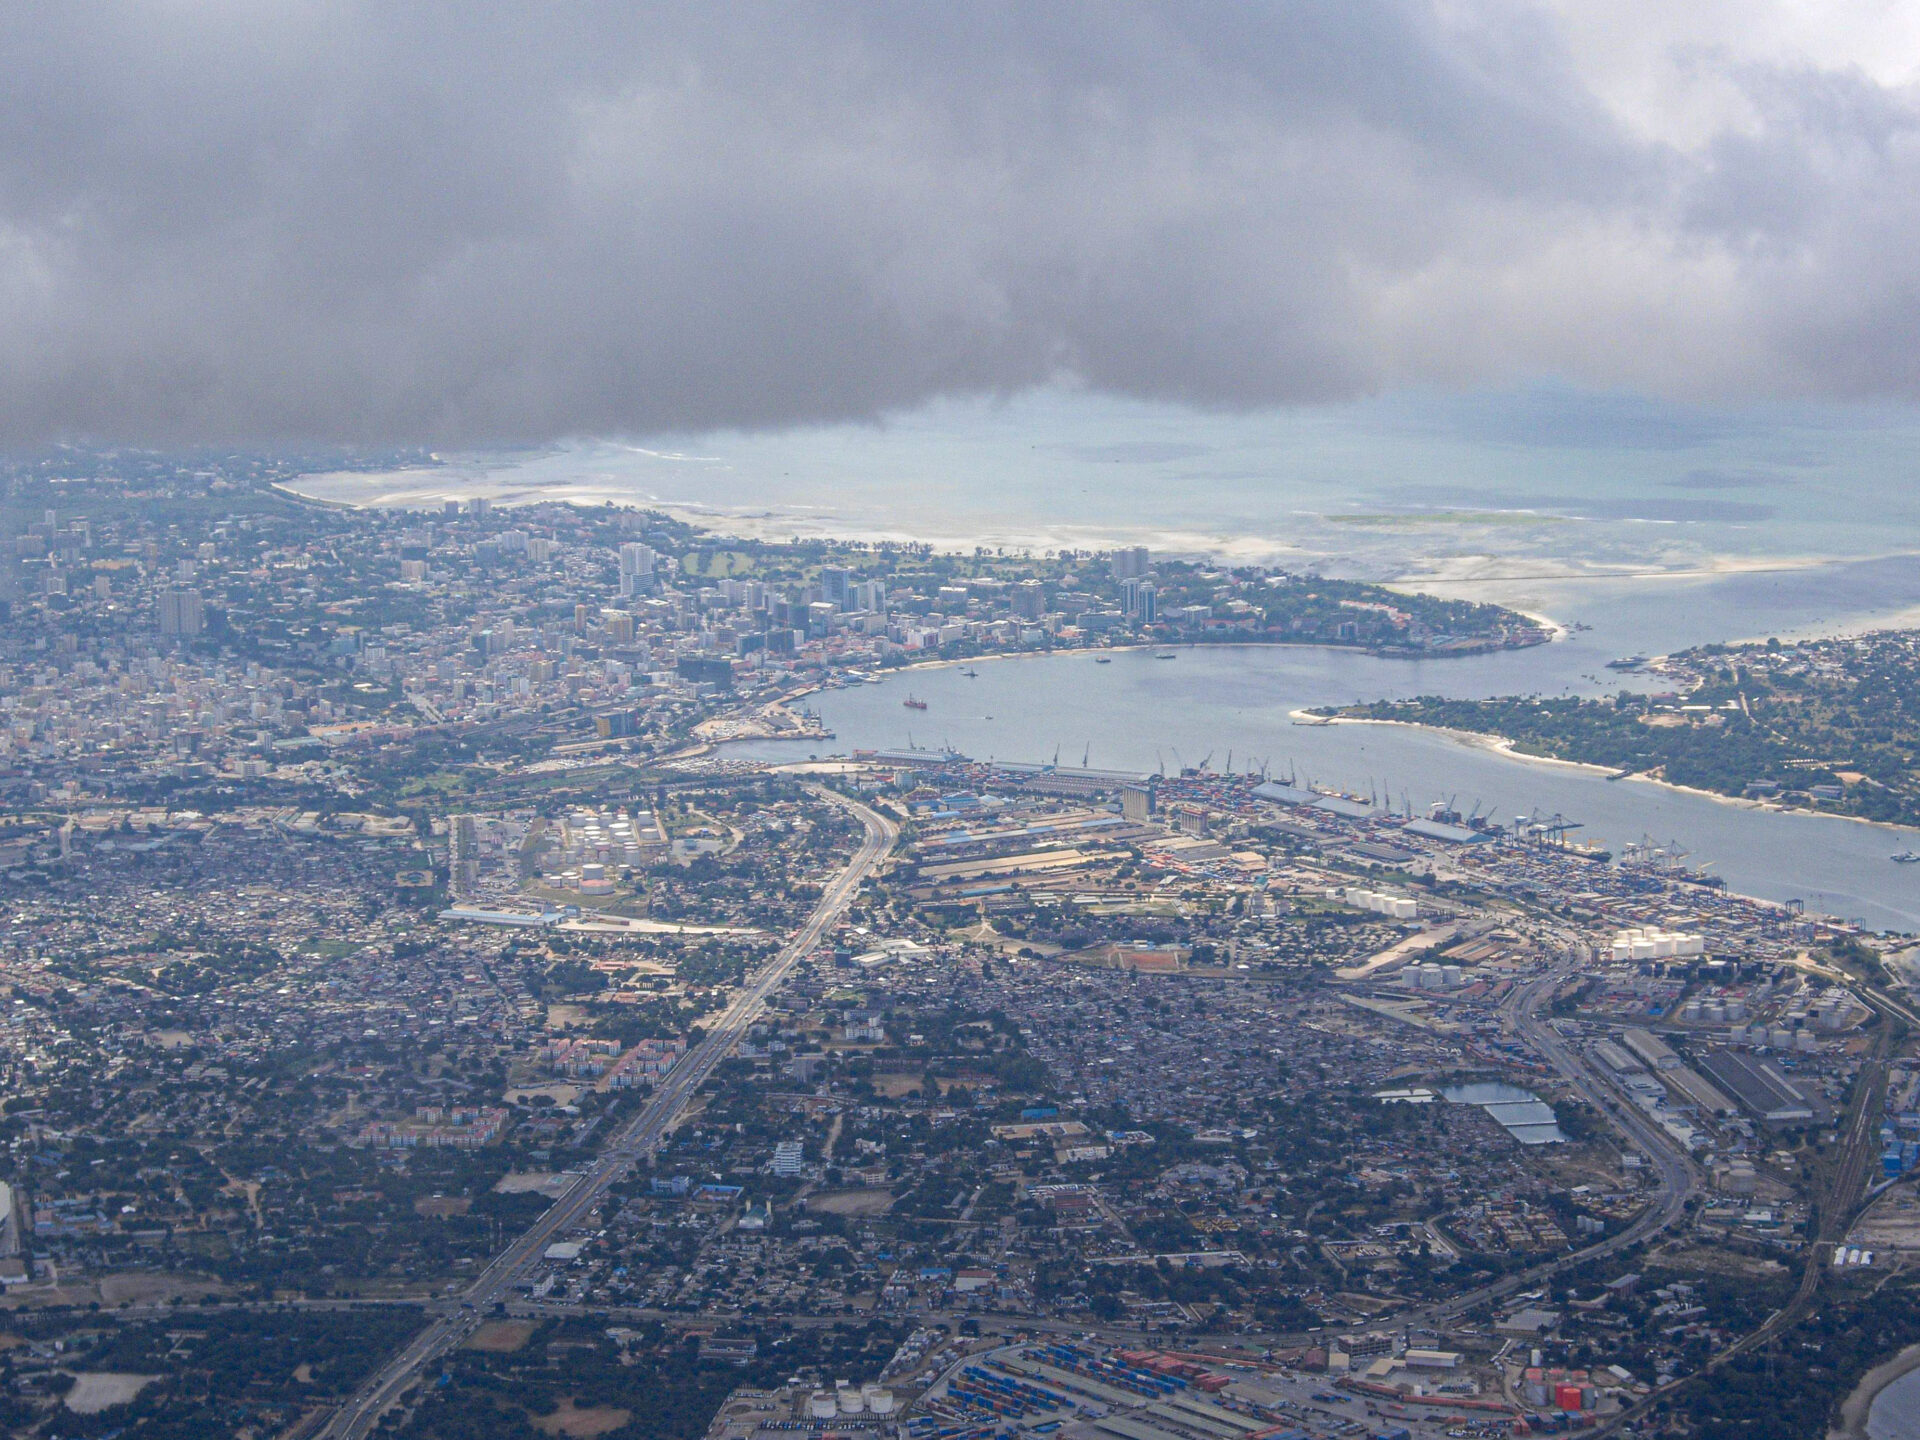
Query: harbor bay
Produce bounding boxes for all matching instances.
[732,637,1920,931]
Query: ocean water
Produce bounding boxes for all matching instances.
[1871,1367,1920,1440]
[294,385,1920,601]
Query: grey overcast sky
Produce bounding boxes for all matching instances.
[4,1,1920,446]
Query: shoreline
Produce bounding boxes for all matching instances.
[1834,1340,1920,1440]
[278,473,1920,650]
[874,634,1558,680]
[274,469,1912,601]
[1310,713,1920,841]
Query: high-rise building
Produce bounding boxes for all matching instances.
[619,542,656,597]
[819,565,853,609]
[1110,546,1151,580]
[158,588,205,636]
[0,1180,22,1260]
[1121,578,1156,622]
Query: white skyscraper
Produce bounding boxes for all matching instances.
[158,588,205,637]
[618,542,656,597]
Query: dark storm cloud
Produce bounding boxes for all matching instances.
[0,2,1915,445]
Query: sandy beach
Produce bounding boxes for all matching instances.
[1305,711,1920,841]
[1834,1341,1920,1440]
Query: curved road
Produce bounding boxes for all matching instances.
[1378,968,1700,1336]
[322,784,898,1439]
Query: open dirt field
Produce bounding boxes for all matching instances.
[533,1399,632,1436]
[494,1171,580,1197]
[1850,1185,1920,1252]
[99,1272,226,1306]
[64,1373,158,1414]
[465,1320,538,1353]
[805,1189,895,1216]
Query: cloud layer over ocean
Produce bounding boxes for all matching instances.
[4,2,1920,444]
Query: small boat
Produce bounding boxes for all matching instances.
[1094,657,1112,664]
[1893,851,1920,864]
[961,667,979,678]
[1154,651,1177,660]
[902,695,927,710]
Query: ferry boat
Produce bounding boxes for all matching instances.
[1093,657,1112,664]
[1893,851,1920,864]
[1605,654,1650,670]
[1153,651,1177,660]
[902,695,927,710]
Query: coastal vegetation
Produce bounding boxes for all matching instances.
[1329,630,1920,828]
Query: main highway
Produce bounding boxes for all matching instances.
[322,784,898,1439]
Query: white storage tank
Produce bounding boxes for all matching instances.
[838,1388,866,1415]
[863,1387,897,1416]
[808,1392,839,1420]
